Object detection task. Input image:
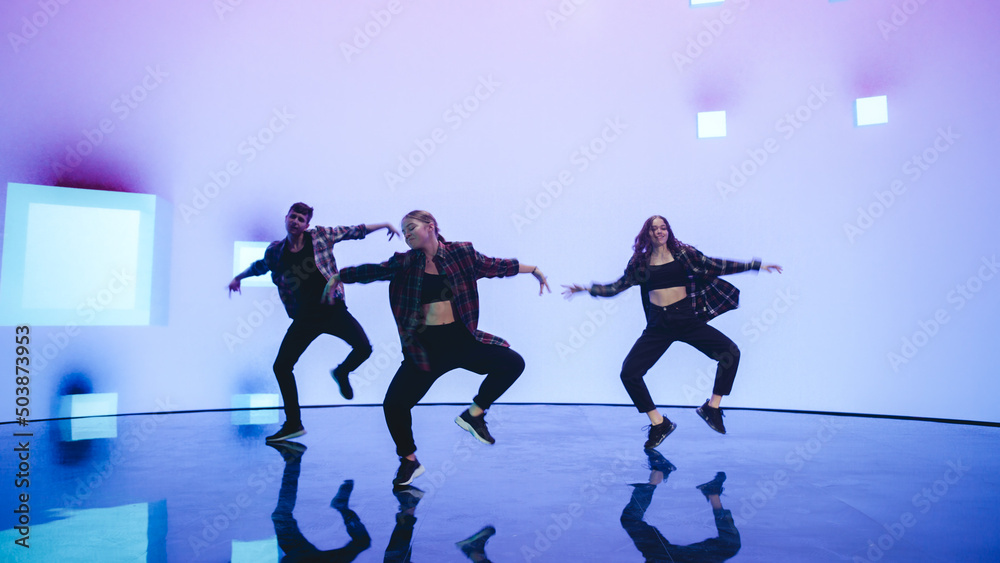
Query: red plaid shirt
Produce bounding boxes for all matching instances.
[590,245,761,323]
[339,241,520,371]
[240,225,368,319]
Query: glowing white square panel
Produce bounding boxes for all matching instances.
[697,110,727,138]
[1,182,171,326]
[232,538,279,563]
[234,241,272,288]
[690,0,724,6]
[231,393,280,425]
[58,393,118,441]
[856,95,889,126]
[23,203,140,310]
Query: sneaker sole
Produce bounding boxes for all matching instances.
[394,464,425,486]
[331,371,354,400]
[643,422,676,449]
[266,428,307,442]
[455,416,494,444]
[696,408,726,434]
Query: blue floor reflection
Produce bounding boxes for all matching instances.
[0,405,998,562]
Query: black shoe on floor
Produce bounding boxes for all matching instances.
[455,409,495,445]
[331,479,354,510]
[696,401,726,434]
[456,525,496,559]
[643,419,676,449]
[697,471,727,498]
[331,367,354,400]
[393,457,425,486]
[643,448,677,474]
[266,422,306,442]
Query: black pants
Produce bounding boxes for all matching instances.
[384,323,524,457]
[621,484,741,562]
[620,301,740,413]
[273,301,372,425]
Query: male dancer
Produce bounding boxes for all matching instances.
[229,202,399,441]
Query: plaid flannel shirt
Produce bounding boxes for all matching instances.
[240,225,368,319]
[339,241,520,371]
[590,245,761,323]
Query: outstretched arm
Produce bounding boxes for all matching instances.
[518,263,551,296]
[228,259,269,297]
[365,222,401,241]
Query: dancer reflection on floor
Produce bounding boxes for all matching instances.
[384,485,497,562]
[229,202,400,442]
[563,215,781,447]
[329,210,549,485]
[621,450,740,562]
[268,441,371,562]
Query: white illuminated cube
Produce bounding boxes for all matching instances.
[233,241,272,288]
[690,0,724,6]
[232,538,279,563]
[58,393,118,441]
[856,95,889,126]
[697,110,727,138]
[231,394,280,425]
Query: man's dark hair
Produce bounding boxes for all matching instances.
[288,202,314,222]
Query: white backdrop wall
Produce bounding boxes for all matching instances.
[1,0,998,422]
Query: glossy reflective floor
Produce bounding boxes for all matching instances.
[2,405,998,562]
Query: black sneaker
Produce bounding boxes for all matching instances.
[696,471,727,498]
[266,421,306,442]
[331,367,354,400]
[331,479,353,510]
[696,401,726,434]
[455,409,495,445]
[456,525,496,559]
[643,419,676,449]
[643,448,677,474]
[393,457,425,486]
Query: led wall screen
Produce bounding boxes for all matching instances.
[0,183,170,326]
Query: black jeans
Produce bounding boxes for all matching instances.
[384,323,524,457]
[620,301,740,413]
[273,301,372,425]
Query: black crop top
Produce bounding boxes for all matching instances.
[647,261,687,290]
[421,273,453,304]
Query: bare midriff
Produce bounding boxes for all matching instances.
[423,301,456,325]
[648,286,687,308]
[423,262,456,325]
